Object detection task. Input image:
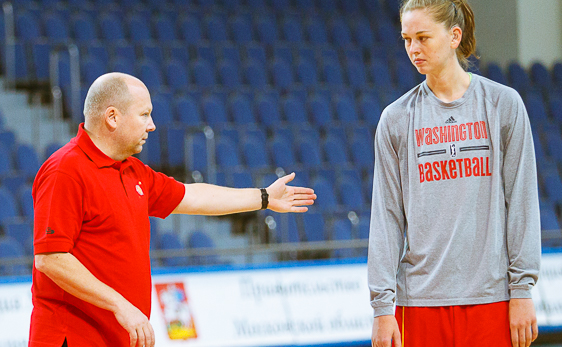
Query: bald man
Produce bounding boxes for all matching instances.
[30,73,316,347]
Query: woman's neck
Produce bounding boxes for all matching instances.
[425,62,471,103]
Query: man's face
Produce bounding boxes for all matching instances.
[117,82,155,158]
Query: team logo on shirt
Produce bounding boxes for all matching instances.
[136,181,144,196]
[450,143,457,157]
[45,227,55,235]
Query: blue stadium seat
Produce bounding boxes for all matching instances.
[176,96,202,127]
[334,94,359,124]
[230,94,256,124]
[2,173,26,198]
[305,17,329,44]
[323,136,349,166]
[159,232,189,267]
[179,16,203,44]
[377,20,398,46]
[197,42,219,65]
[245,44,267,66]
[2,218,32,254]
[543,173,562,203]
[346,60,368,88]
[151,94,174,125]
[302,212,326,241]
[169,44,190,64]
[16,12,41,41]
[530,62,551,89]
[128,15,152,42]
[272,0,291,10]
[205,15,228,42]
[508,63,530,92]
[0,144,13,177]
[395,60,418,92]
[350,132,374,170]
[155,16,177,42]
[216,138,241,169]
[295,0,315,11]
[359,93,382,126]
[142,44,165,66]
[163,124,185,170]
[549,94,562,124]
[273,44,293,65]
[270,136,296,169]
[338,174,365,211]
[220,44,242,68]
[16,144,40,179]
[485,62,508,85]
[13,43,30,83]
[540,205,560,231]
[192,59,216,88]
[165,60,189,93]
[0,130,16,151]
[139,61,164,93]
[187,231,219,265]
[323,59,344,85]
[223,0,243,10]
[332,219,354,258]
[202,95,229,125]
[309,94,333,126]
[256,93,282,127]
[553,63,562,87]
[318,0,337,12]
[100,13,125,41]
[354,18,374,47]
[244,60,268,88]
[243,136,270,170]
[256,16,279,44]
[72,14,97,42]
[44,13,70,43]
[111,57,135,75]
[298,137,323,168]
[18,185,34,220]
[84,42,110,68]
[186,133,207,173]
[82,56,107,86]
[310,177,338,212]
[144,127,162,169]
[231,15,253,43]
[331,18,352,47]
[31,40,51,82]
[271,59,294,89]
[0,187,17,224]
[274,213,301,243]
[283,95,308,124]
[231,171,253,188]
[342,0,360,13]
[282,16,304,43]
[114,42,136,65]
[0,236,29,276]
[371,59,393,89]
[218,60,242,88]
[296,58,318,87]
[545,130,562,163]
[525,93,548,123]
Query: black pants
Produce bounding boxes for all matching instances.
[62,338,67,347]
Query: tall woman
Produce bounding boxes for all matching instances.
[368,1,541,346]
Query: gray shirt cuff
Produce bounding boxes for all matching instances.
[510,286,533,299]
[373,305,395,318]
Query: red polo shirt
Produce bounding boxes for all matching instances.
[29,124,185,346]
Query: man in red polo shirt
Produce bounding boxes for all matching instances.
[29,73,316,347]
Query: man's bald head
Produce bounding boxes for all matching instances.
[83,72,145,127]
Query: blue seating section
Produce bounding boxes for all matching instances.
[1,0,562,271]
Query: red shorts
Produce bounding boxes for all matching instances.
[395,301,511,347]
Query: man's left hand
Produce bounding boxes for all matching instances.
[509,298,538,347]
[267,172,316,213]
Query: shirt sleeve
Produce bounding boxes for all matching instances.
[33,171,83,254]
[501,89,541,299]
[368,111,406,317]
[143,164,186,219]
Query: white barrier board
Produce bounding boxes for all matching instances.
[1,256,561,346]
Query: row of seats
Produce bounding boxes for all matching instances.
[13,10,397,47]
[13,0,398,14]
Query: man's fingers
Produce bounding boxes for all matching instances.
[292,187,315,195]
[525,324,532,347]
[136,326,146,347]
[519,327,525,347]
[293,193,317,201]
[143,324,155,347]
[281,172,296,184]
[129,329,138,347]
[532,322,539,341]
[511,326,519,347]
[393,328,402,347]
[290,206,309,213]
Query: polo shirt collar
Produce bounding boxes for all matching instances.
[76,123,130,169]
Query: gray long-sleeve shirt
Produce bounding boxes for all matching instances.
[368,74,541,317]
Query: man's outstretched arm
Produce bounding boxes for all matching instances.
[172,172,316,215]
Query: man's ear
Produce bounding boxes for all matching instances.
[104,106,119,131]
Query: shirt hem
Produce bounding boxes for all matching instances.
[396,294,510,307]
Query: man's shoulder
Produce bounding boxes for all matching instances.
[38,140,86,178]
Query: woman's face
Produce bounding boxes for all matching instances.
[401,8,460,75]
